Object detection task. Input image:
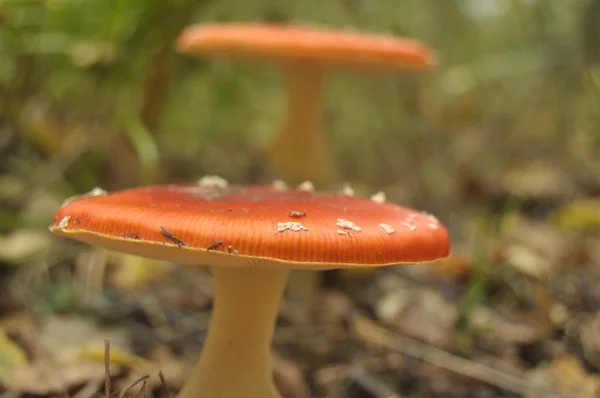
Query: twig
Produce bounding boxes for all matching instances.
[314,354,404,396]
[159,370,170,398]
[118,375,150,398]
[346,365,402,398]
[207,240,223,251]
[105,340,111,398]
[351,314,563,396]
[160,226,189,247]
[135,380,147,398]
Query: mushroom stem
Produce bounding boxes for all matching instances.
[267,64,334,187]
[178,266,289,398]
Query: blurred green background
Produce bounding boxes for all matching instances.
[2,0,600,396]
[2,0,598,232]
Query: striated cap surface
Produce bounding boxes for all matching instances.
[50,184,450,269]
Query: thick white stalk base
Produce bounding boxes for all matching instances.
[177,267,290,398]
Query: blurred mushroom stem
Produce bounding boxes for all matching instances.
[267,65,333,318]
[267,64,335,187]
[286,270,321,319]
[178,266,289,398]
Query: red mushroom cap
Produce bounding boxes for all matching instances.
[177,23,437,72]
[49,184,450,269]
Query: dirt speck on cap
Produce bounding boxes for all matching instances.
[160,226,190,247]
[207,240,223,250]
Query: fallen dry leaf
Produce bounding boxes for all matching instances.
[109,252,173,290]
[426,252,473,280]
[551,199,600,232]
[0,228,52,264]
[272,353,309,398]
[579,312,600,369]
[146,344,185,389]
[0,312,36,340]
[526,356,600,398]
[501,164,575,202]
[39,315,129,362]
[3,360,106,394]
[470,306,545,346]
[1,314,130,394]
[397,289,458,349]
[376,288,413,326]
[0,329,28,379]
[317,289,355,328]
[80,345,156,374]
[504,244,553,279]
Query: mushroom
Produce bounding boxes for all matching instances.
[49,182,450,398]
[177,23,436,187]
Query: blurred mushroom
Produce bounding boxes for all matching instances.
[177,23,436,187]
[49,180,450,398]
